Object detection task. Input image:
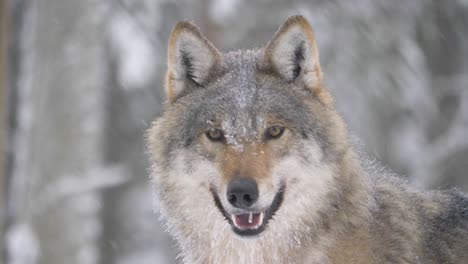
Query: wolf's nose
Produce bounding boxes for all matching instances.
[226,178,259,209]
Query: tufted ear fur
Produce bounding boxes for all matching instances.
[261,15,323,91]
[165,21,223,103]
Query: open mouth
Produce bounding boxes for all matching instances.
[210,184,285,236]
[231,212,264,230]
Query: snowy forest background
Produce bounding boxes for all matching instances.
[0,0,467,263]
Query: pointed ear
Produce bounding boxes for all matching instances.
[165,21,222,103]
[261,15,323,90]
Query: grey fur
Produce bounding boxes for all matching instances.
[147,16,468,263]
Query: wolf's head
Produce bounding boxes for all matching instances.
[148,15,365,260]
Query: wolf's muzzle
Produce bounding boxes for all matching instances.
[226,178,259,209]
[210,182,286,237]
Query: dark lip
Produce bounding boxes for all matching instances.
[210,183,286,237]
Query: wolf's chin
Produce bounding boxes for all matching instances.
[210,184,286,237]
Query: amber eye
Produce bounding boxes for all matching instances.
[266,126,285,139]
[206,129,224,142]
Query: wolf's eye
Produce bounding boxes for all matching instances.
[206,129,224,142]
[266,126,285,139]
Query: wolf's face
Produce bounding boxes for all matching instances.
[148,16,349,243]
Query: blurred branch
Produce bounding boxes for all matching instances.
[28,165,130,217]
[410,75,468,187]
[428,93,468,163]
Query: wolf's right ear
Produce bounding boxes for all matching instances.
[165,22,223,103]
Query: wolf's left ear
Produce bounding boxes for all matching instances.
[166,21,223,103]
[261,15,323,90]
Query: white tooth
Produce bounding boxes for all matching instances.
[258,212,264,226]
[253,213,262,229]
[248,212,253,224]
[231,215,237,227]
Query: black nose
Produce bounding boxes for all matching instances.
[226,178,259,209]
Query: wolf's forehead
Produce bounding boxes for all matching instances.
[220,50,260,102]
[201,50,307,125]
[214,51,261,118]
[223,49,260,72]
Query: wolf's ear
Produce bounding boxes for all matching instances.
[166,21,222,103]
[261,15,323,90]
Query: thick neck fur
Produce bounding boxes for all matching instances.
[159,149,373,264]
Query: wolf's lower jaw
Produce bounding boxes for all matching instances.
[210,184,286,237]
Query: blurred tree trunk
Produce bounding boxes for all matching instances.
[5,0,123,264]
[0,0,8,262]
[99,1,178,263]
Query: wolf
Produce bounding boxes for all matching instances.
[147,15,468,263]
